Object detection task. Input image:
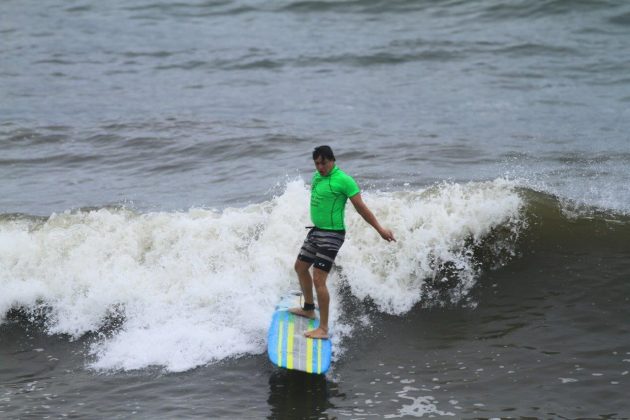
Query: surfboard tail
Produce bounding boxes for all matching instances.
[268,308,332,374]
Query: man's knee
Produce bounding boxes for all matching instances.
[294,259,311,274]
[312,268,329,289]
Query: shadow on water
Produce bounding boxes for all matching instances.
[267,368,341,420]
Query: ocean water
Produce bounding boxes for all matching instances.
[1,0,630,418]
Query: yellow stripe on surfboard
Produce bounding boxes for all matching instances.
[287,316,295,369]
[306,319,314,373]
[277,319,284,367]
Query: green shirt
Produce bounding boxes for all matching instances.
[310,165,360,231]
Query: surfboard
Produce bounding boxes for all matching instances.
[267,291,332,374]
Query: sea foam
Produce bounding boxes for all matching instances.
[340,178,523,314]
[0,178,523,372]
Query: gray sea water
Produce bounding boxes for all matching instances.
[2,0,630,418]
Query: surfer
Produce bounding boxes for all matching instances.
[290,145,396,339]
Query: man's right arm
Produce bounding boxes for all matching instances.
[349,193,396,242]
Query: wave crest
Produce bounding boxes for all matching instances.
[0,178,530,371]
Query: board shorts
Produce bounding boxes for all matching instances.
[297,228,346,273]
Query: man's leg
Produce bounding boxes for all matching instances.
[289,259,317,319]
[304,267,329,339]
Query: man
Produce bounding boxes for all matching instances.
[290,145,396,339]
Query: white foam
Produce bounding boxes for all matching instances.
[384,387,455,418]
[0,178,523,372]
[340,178,523,314]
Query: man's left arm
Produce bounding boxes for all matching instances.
[349,193,396,242]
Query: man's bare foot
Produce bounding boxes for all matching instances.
[304,327,328,339]
[288,307,317,319]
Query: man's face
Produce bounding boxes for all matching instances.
[314,156,334,176]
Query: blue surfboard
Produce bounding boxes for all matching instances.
[267,292,332,374]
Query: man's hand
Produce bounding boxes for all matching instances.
[378,228,396,242]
